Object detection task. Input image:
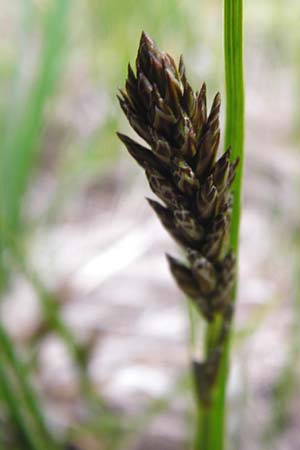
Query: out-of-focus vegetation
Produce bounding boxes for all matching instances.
[0,1,300,449]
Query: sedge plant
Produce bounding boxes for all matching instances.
[117,11,244,448]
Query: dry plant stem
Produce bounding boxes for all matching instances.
[194,1,245,449]
[117,31,241,450]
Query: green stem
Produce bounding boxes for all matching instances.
[194,317,226,450]
[216,0,245,444]
[224,0,245,253]
[194,1,244,449]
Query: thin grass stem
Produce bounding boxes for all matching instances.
[215,0,245,443]
[195,1,244,449]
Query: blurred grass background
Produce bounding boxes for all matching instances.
[0,1,300,449]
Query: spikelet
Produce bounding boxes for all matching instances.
[117,32,238,405]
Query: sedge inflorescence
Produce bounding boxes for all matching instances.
[117,32,238,405]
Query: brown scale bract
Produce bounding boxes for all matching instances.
[118,32,238,315]
[118,32,239,405]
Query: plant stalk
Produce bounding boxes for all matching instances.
[194,0,244,449]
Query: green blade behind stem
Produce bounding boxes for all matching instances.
[0,0,71,291]
[194,1,244,449]
[1,0,71,233]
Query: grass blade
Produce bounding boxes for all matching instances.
[0,323,60,450]
[0,362,43,450]
[0,0,71,234]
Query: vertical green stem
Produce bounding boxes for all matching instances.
[218,0,245,444]
[194,1,244,449]
[194,318,227,450]
[224,0,245,253]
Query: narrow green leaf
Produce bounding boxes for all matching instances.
[0,0,71,235]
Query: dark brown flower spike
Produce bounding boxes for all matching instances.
[117,32,238,405]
